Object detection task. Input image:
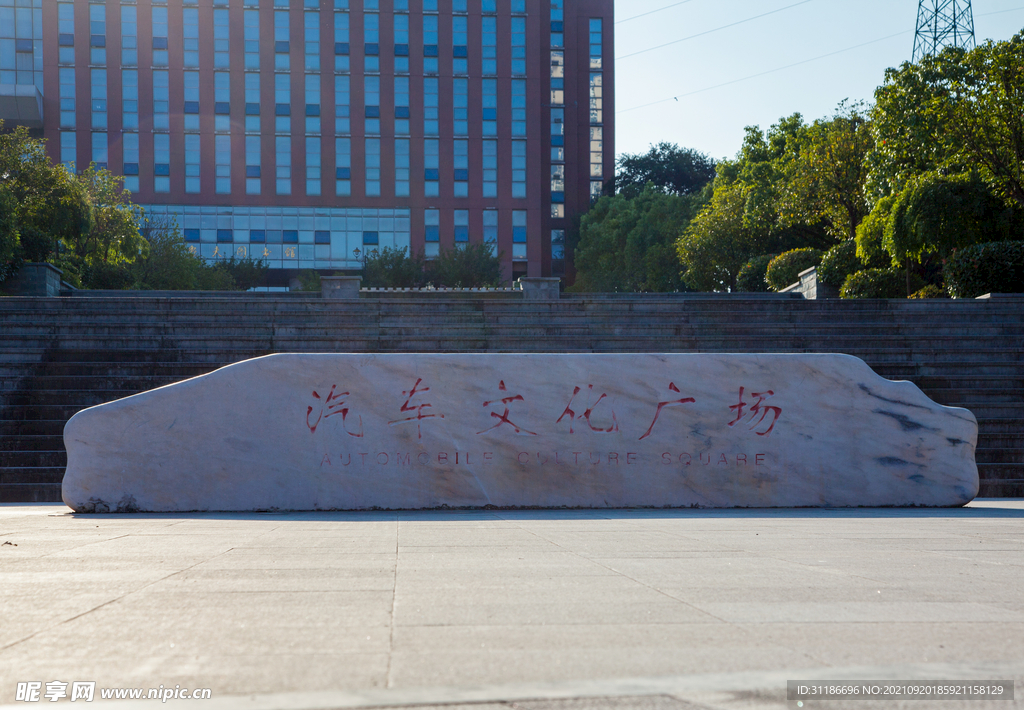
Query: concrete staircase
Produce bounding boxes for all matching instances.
[2,294,1021,503]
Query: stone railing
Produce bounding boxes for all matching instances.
[321,276,562,300]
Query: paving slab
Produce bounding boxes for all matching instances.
[1,502,1022,710]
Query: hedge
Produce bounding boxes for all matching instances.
[943,241,1024,298]
[765,248,823,291]
[817,240,860,287]
[736,253,776,292]
[840,268,924,299]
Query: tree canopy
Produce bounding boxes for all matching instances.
[615,142,716,198]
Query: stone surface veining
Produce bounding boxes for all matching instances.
[62,353,979,512]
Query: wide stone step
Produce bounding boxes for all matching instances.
[0,420,71,436]
[978,480,1024,497]
[0,466,66,486]
[0,435,65,452]
[0,482,63,503]
[978,463,1024,481]
[0,450,66,467]
[0,390,145,407]
[976,449,1024,464]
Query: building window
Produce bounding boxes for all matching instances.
[365,138,380,196]
[395,138,410,197]
[452,15,468,74]
[59,131,76,171]
[122,132,139,193]
[185,134,200,194]
[394,76,410,135]
[153,133,170,193]
[393,11,409,74]
[424,209,440,259]
[512,140,526,198]
[306,136,321,196]
[481,15,496,76]
[90,132,105,169]
[335,74,350,134]
[454,139,468,198]
[480,79,496,133]
[424,138,439,198]
[214,8,230,68]
[183,71,200,132]
[454,210,469,245]
[274,10,290,71]
[90,69,107,130]
[244,9,260,70]
[512,79,526,136]
[121,6,137,66]
[305,74,321,133]
[216,135,231,194]
[482,140,497,198]
[334,9,350,72]
[246,135,261,194]
[153,70,169,130]
[276,136,291,195]
[364,75,380,134]
[275,73,291,133]
[424,77,438,136]
[58,3,75,65]
[182,7,198,67]
[511,15,526,76]
[59,67,75,129]
[453,77,468,136]
[151,6,168,66]
[304,11,319,71]
[483,210,498,256]
[215,72,230,132]
[512,210,527,261]
[245,73,261,133]
[336,137,351,196]
[89,4,106,66]
[423,14,438,74]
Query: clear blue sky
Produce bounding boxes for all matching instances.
[613,0,1024,161]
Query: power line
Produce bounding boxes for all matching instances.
[616,0,817,60]
[616,0,699,25]
[617,31,910,114]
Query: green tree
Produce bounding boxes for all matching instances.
[615,142,716,198]
[781,104,874,242]
[883,171,1017,265]
[676,182,763,292]
[0,122,93,273]
[428,243,504,288]
[572,186,705,292]
[869,33,1024,207]
[129,218,204,290]
[362,246,428,288]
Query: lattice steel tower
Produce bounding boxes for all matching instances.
[913,0,976,61]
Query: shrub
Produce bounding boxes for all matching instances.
[735,253,776,292]
[840,268,924,299]
[944,241,1024,298]
[765,248,823,291]
[428,243,504,288]
[910,284,948,299]
[362,246,427,288]
[817,240,860,287]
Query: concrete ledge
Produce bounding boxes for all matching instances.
[1,263,64,297]
[321,276,363,299]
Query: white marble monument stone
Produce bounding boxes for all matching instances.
[62,353,979,512]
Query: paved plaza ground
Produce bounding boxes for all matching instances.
[1,501,1022,710]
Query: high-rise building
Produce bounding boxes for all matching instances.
[2,0,614,286]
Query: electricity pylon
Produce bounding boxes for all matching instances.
[913,0,976,62]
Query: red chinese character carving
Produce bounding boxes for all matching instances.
[477,380,537,436]
[727,387,781,437]
[306,385,364,437]
[557,385,619,434]
[639,382,696,440]
[388,378,445,440]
